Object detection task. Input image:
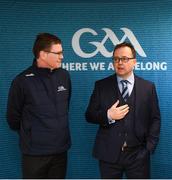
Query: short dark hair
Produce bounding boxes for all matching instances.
[113,42,136,58]
[32,33,62,59]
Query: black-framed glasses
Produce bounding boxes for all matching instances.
[113,56,135,63]
[44,51,63,55]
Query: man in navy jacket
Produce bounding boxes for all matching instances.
[85,42,160,178]
[7,33,71,179]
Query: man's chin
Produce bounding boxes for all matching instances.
[116,72,125,76]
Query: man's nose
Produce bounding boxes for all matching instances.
[118,59,123,64]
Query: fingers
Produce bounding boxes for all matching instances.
[121,107,129,116]
[118,105,129,114]
[117,104,129,118]
[109,100,130,120]
[123,109,129,116]
[111,100,129,111]
[118,104,129,111]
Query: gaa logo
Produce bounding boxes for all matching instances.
[72,27,146,58]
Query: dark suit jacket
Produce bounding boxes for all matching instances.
[85,73,161,163]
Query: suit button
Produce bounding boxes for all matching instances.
[118,133,121,137]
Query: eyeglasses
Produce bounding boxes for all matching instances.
[113,57,135,63]
[44,51,63,55]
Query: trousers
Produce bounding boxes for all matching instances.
[22,151,67,179]
[99,146,150,179]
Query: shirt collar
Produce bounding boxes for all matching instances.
[117,72,134,85]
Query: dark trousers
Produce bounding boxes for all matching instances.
[99,147,150,179]
[22,151,67,179]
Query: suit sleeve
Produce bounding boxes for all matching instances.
[146,84,161,153]
[6,78,24,131]
[85,82,110,127]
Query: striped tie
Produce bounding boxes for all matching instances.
[121,80,129,101]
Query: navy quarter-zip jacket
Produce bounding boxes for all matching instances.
[7,63,71,155]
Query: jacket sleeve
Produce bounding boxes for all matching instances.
[85,82,110,127]
[146,84,161,153]
[6,77,24,131]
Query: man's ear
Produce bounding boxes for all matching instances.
[39,50,47,60]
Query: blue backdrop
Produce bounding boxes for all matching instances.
[0,0,171,178]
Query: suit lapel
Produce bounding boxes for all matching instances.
[107,74,119,106]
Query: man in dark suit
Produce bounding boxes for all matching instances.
[85,42,161,179]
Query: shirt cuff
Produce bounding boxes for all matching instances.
[107,110,115,124]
